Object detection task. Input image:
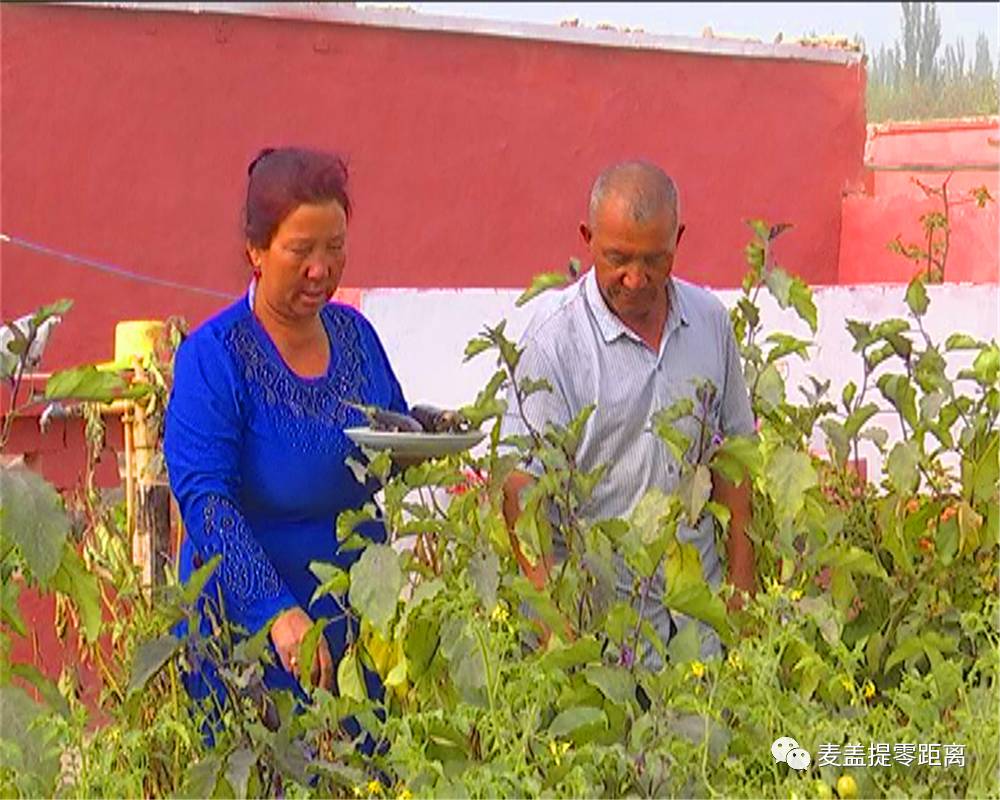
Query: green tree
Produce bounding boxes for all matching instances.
[867,2,998,121]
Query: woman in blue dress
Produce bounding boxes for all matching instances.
[164,147,405,708]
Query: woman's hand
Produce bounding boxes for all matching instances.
[271,606,334,690]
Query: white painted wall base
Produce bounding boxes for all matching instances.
[363,283,999,483]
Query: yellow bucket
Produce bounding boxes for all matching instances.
[98,320,165,371]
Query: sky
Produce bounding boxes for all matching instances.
[358,2,1000,57]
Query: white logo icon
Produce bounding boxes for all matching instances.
[772,737,812,771]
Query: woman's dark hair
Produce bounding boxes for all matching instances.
[244,147,352,249]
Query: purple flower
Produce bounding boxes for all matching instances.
[619,645,635,669]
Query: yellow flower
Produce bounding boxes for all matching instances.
[397,790,413,800]
[726,651,743,672]
[548,739,571,765]
[862,680,876,700]
[353,787,364,798]
[367,780,383,796]
[767,577,783,595]
[789,588,803,601]
[690,660,706,680]
[491,603,509,623]
[840,675,855,694]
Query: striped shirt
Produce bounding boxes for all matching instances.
[501,268,754,663]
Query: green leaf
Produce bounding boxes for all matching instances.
[944,333,981,351]
[183,755,224,800]
[463,337,493,362]
[764,448,818,522]
[844,402,879,439]
[652,413,693,463]
[225,747,255,800]
[127,634,181,697]
[516,272,571,307]
[439,618,487,704]
[885,635,927,672]
[678,465,712,525]
[736,297,760,330]
[309,562,349,604]
[876,374,918,429]
[841,381,857,411]
[972,344,1000,386]
[665,618,702,663]
[666,541,704,595]
[846,320,874,351]
[548,707,607,738]
[710,435,761,487]
[539,637,603,672]
[905,276,929,316]
[31,299,73,326]
[886,441,920,494]
[403,616,439,680]
[1,579,26,637]
[704,501,731,532]
[50,545,102,643]
[44,366,138,403]
[755,363,785,412]
[0,685,61,792]
[348,545,402,636]
[764,333,811,363]
[873,318,910,338]
[821,546,886,579]
[298,617,329,692]
[860,427,889,450]
[797,597,842,647]
[583,666,636,706]
[0,465,70,583]
[520,377,553,397]
[789,277,818,333]
[336,648,367,702]
[819,419,849,465]
[664,583,730,643]
[468,550,499,611]
[764,268,793,306]
[335,507,376,543]
[6,664,70,718]
[866,343,895,369]
[914,347,948,394]
[180,555,220,605]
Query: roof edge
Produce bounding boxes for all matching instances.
[56,1,864,65]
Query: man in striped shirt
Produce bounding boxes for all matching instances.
[500,161,756,663]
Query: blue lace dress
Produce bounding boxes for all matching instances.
[163,291,407,703]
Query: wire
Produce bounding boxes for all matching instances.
[1,232,237,300]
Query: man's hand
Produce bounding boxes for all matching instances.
[271,606,333,690]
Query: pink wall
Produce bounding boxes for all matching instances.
[840,118,999,284]
[839,193,999,284]
[1,4,867,369]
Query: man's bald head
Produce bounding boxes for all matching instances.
[588,161,680,236]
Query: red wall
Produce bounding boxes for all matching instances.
[1,4,867,369]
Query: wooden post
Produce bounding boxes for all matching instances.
[128,401,171,591]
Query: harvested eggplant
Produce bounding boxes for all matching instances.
[371,409,424,433]
[351,400,471,434]
[351,403,424,433]
[410,404,471,433]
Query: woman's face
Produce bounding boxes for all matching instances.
[249,200,347,320]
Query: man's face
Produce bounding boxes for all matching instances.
[582,194,680,321]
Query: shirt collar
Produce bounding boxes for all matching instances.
[583,268,689,347]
